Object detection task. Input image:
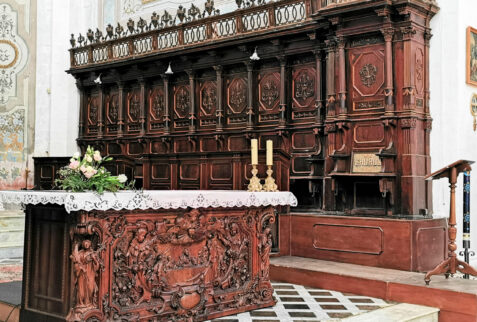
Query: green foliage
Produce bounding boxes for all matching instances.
[55,146,133,194]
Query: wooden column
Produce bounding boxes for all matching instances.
[314,49,323,126]
[325,38,336,118]
[424,29,433,212]
[382,27,395,115]
[163,74,170,135]
[214,65,224,132]
[337,36,347,117]
[97,84,104,138]
[187,70,196,134]
[76,81,84,138]
[116,82,124,137]
[278,56,287,128]
[139,78,146,136]
[246,62,254,131]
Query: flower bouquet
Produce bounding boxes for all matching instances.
[55,146,132,194]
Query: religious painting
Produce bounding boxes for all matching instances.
[471,93,477,131]
[466,27,477,86]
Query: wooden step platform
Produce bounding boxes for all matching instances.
[271,256,477,322]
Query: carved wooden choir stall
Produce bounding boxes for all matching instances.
[29,0,446,319]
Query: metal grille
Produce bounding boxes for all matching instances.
[158,31,179,49]
[184,24,207,44]
[133,36,153,55]
[212,17,237,39]
[74,49,89,66]
[242,10,269,32]
[92,46,108,63]
[112,41,130,59]
[275,1,306,26]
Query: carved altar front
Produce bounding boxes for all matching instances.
[0,190,296,321]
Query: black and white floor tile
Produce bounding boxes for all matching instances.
[210,282,391,322]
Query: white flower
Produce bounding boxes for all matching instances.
[93,151,102,161]
[73,152,80,159]
[85,155,93,163]
[117,174,127,183]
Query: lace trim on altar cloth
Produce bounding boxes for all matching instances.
[0,190,298,213]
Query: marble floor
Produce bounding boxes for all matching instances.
[210,282,392,322]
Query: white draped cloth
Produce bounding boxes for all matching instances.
[0,190,298,213]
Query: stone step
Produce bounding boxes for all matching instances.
[331,303,439,322]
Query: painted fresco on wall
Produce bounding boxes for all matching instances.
[467,26,477,87]
[0,108,26,189]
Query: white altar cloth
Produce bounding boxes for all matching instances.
[0,190,297,213]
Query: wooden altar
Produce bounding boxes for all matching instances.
[31,0,445,272]
[0,190,296,321]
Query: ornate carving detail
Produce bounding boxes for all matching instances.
[175,86,190,118]
[66,238,103,321]
[425,119,432,131]
[259,74,279,110]
[295,73,314,100]
[149,88,164,120]
[88,96,98,125]
[128,92,140,121]
[350,36,383,48]
[415,48,424,95]
[228,78,247,114]
[325,123,336,134]
[401,118,417,129]
[359,64,378,87]
[400,26,416,38]
[381,27,395,42]
[200,82,217,116]
[108,94,118,122]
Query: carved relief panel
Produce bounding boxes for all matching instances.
[173,84,190,130]
[199,80,217,129]
[258,71,280,123]
[414,46,425,109]
[348,44,386,113]
[105,88,119,135]
[292,66,316,121]
[86,92,100,135]
[226,77,248,126]
[126,88,141,133]
[148,85,165,132]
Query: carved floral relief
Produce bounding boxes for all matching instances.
[128,91,141,121]
[259,73,279,111]
[293,68,315,108]
[149,87,164,120]
[174,85,190,118]
[228,78,247,114]
[359,64,377,87]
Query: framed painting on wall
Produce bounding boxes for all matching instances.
[467,27,477,86]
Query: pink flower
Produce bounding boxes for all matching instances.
[80,165,87,173]
[68,160,80,170]
[83,167,98,179]
[93,151,102,161]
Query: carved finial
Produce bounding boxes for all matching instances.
[127,18,135,34]
[78,33,85,46]
[177,6,186,23]
[162,10,172,26]
[137,17,147,32]
[188,4,201,20]
[106,24,113,39]
[115,23,124,37]
[86,28,94,43]
[70,34,76,48]
[95,28,103,42]
[150,12,159,28]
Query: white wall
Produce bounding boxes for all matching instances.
[34,0,98,157]
[430,0,477,266]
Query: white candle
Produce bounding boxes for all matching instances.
[251,139,258,165]
[266,140,273,166]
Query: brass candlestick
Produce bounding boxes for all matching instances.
[247,165,262,192]
[263,165,278,192]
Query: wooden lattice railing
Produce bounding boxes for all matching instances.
[69,0,312,69]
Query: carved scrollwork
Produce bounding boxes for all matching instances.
[400,118,417,129]
[175,86,190,119]
[228,78,247,114]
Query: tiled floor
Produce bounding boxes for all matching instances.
[210,282,391,322]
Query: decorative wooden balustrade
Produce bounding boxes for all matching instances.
[69,0,312,69]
